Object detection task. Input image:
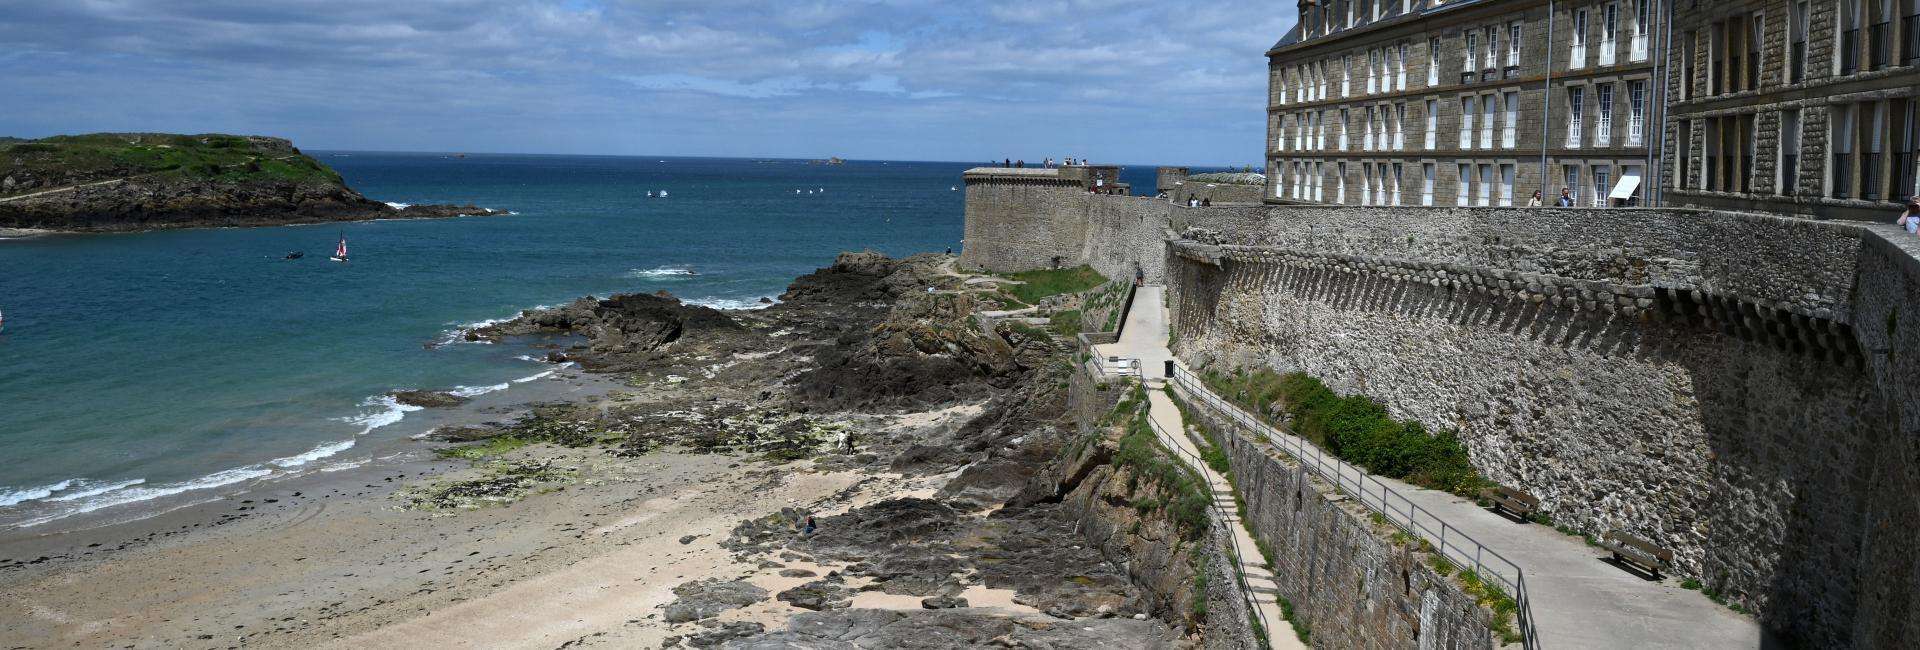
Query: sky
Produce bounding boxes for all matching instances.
[0,1,1297,166]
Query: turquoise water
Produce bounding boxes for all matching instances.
[0,154,1177,530]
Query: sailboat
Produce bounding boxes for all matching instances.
[0,307,6,334]
[329,232,349,262]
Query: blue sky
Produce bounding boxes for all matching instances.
[0,1,1296,166]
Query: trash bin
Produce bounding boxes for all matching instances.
[1164,360,1175,379]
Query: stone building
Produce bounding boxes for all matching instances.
[1660,0,1920,220]
[1265,0,1667,208]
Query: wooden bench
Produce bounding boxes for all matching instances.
[1479,486,1539,520]
[1600,530,1674,579]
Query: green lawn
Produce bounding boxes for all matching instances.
[1000,266,1108,305]
[0,133,344,195]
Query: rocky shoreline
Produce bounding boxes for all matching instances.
[0,251,1235,648]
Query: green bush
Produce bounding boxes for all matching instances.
[1203,368,1489,496]
[1109,386,1210,540]
[1048,309,1084,336]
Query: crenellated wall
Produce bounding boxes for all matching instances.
[962,184,1920,647]
[960,169,1175,283]
[1162,205,1918,648]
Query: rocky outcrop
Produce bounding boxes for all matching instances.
[468,292,745,370]
[662,579,768,623]
[730,609,1182,648]
[390,390,468,408]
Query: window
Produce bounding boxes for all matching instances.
[1422,162,1436,205]
[1710,23,1726,94]
[1503,91,1519,147]
[1458,163,1473,205]
[1593,165,1612,206]
[1564,164,1581,202]
[1429,38,1441,86]
[1314,162,1325,201]
[1897,99,1918,201]
[1394,103,1407,149]
[1790,2,1809,82]
[1481,94,1496,149]
[1627,81,1646,145]
[1316,111,1327,148]
[1500,164,1516,206]
[1368,49,1381,94]
[1572,9,1589,68]
[1340,108,1351,149]
[1425,99,1438,149]
[1620,165,1644,205]
[1392,163,1404,205]
[1705,116,1723,189]
[1601,2,1619,65]
[1343,56,1353,96]
[1906,0,1920,67]
[1508,22,1524,73]
[1461,96,1476,148]
[1831,104,1856,198]
[1365,106,1376,150]
[1567,86,1585,147]
[1478,163,1494,206]
[1596,83,1614,146]
[1749,14,1764,90]
[1631,0,1651,61]
[1397,43,1409,89]
[1338,162,1348,203]
[1318,62,1329,98]
[1866,101,1887,199]
[1362,162,1373,204]
[1781,109,1802,196]
[1465,31,1479,80]
[1871,0,1893,69]
[1679,119,1693,189]
[1682,30,1696,99]
[1486,26,1500,73]
[1840,0,1861,75]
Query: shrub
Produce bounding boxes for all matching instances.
[1001,265,1108,304]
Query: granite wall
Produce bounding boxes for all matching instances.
[1162,204,1917,647]
[1182,391,1498,650]
[961,172,1175,283]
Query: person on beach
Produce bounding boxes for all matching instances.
[803,515,817,535]
[1898,197,1920,236]
[1555,188,1574,207]
[1528,190,1543,207]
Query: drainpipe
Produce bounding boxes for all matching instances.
[1649,0,1675,205]
[1542,0,1558,198]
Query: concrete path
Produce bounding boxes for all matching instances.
[1092,285,1172,381]
[1112,285,1767,649]
[1145,388,1305,649]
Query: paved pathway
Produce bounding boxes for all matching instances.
[1145,388,1305,649]
[1111,285,1768,649]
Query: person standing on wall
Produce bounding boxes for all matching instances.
[1528,190,1543,207]
[1899,197,1920,236]
[1555,188,1574,207]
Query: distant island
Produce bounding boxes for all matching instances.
[0,133,497,232]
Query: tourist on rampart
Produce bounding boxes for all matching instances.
[1555,188,1574,207]
[1528,190,1543,207]
[1899,198,1920,235]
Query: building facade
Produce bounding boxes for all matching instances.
[1266,0,1668,208]
[1661,0,1920,220]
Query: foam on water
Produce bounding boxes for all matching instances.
[627,267,696,278]
[337,395,423,435]
[685,296,778,311]
[12,466,274,528]
[513,370,556,383]
[449,382,509,398]
[0,480,74,507]
[270,439,357,468]
[384,202,412,209]
[45,478,147,503]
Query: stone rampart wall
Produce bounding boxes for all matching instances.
[1162,205,1917,647]
[1162,181,1266,205]
[1840,227,1920,647]
[1184,397,1496,650]
[960,175,1175,283]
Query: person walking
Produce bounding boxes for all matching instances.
[1555,188,1574,207]
[1528,190,1544,207]
[1899,197,1920,236]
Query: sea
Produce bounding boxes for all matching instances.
[0,154,1198,534]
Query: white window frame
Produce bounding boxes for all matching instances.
[1567,85,1586,147]
[1458,162,1473,205]
[1466,31,1479,72]
[1478,162,1495,206]
[1572,8,1590,68]
[1502,91,1519,147]
[1343,56,1352,96]
[1592,164,1612,206]
[1627,81,1646,145]
[1461,96,1476,148]
[1631,0,1651,61]
[1361,162,1373,205]
[1394,102,1407,149]
[1596,83,1614,146]
[1509,22,1524,68]
[1422,162,1436,205]
[1428,38,1441,86]
[1397,43,1408,89]
[1601,2,1619,65]
[1481,93,1496,149]
[1499,163,1516,206]
[1392,162,1404,205]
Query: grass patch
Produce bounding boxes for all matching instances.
[1200,367,1491,497]
[1109,384,1211,540]
[1000,265,1108,304]
[1459,569,1524,644]
[1,133,345,195]
[1048,309,1084,336]
[435,436,531,461]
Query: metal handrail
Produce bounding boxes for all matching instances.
[1138,393,1280,648]
[1169,366,1537,648]
[1089,354,1141,379]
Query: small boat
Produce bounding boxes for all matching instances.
[950,186,958,191]
[647,191,655,198]
[329,233,349,262]
[0,307,6,333]
[659,190,669,198]
[284,251,304,260]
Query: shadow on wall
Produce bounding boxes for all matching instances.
[1168,251,1890,648]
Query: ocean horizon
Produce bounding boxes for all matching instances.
[0,153,1202,533]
